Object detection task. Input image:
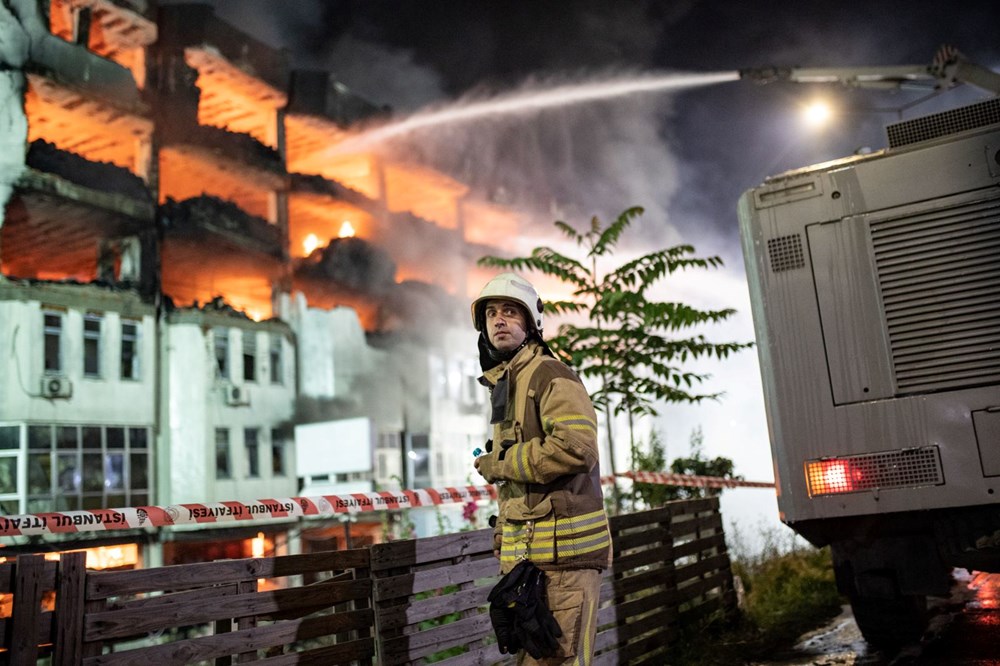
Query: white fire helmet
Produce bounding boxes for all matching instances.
[471,273,544,335]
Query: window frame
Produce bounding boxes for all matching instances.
[243,331,257,383]
[214,327,230,380]
[245,427,260,478]
[83,312,103,378]
[120,319,141,381]
[43,310,65,375]
[215,428,232,480]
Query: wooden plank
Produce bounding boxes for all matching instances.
[674,554,730,586]
[83,609,374,666]
[612,525,670,553]
[370,530,494,572]
[668,496,718,516]
[674,573,730,606]
[373,558,498,601]
[375,584,491,631]
[603,567,675,600]
[9,554,45,665]
[612,543,673,572]
[0,561,13,593]
[429,642,514,666]
[379,613,493,666]
[677,594,725,625]
[111,582,239,611]
[86,578,371,641]
[670,513,723,540]
[614,587,676,622]
[672,532,727,560]
[54,551,87,666]
[608,506,671,531]
[250,636,375,666]
[236,579,258,663]
[619,630,675,665]
[87,550,369,599]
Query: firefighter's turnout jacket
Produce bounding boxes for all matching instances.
[478,340,612,574]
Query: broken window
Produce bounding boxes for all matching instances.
[269,333,282,384]
[215,428,231,479]
[121,320,140,380]
[245,428,260,478]
[43,310,64,374]
[214,327,230,379]
[83,313,103,377]
[243,331,257,382]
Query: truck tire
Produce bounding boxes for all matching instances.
[848,589,927,649]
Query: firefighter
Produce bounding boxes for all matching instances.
[472,272,611,665]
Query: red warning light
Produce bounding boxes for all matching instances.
[805,459,863,496]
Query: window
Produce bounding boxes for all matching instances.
[43,311,64,374]
[0,426,18,498]
[270,428,286,476]
[215,428,231,479]
[269,333,282,384]
[243,332,257,382]
[214,328,229,379]
[25,424,151,512]
[83,313,103,377]
[245,428,260,478]
[121,320,140,380]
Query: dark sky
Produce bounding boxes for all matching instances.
[197,0,1000,264]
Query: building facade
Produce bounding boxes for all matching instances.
[0,0,506,567]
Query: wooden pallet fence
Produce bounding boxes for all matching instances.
[76,548,374,665]
[0,498,736,665]
[371,529,504,666]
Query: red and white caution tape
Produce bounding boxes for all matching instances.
[0,485,497,538]
[0,472,774,538]
[621,471,775,490]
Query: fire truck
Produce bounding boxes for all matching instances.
[737,50,1000,647]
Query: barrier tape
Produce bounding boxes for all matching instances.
[0,485,497,538]
[621,471,775,489]
[0,472,774,538]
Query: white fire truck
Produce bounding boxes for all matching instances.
[738,50,1000,646]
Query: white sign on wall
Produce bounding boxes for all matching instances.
[295,417,373,477]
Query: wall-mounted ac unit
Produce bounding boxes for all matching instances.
[223,383,250,406]
[41,376,72,399]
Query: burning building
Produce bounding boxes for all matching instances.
[0,1,514,566]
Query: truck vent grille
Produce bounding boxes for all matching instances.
[871,197,1000,394]
[886,97,1000,148]
[805,447,943,497]
[767,234,805,272]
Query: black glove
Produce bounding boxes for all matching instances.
[489,604,522,654]
[487,561,562,659]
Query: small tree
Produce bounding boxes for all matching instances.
[632,427,741,508]
[479,207,752,509]
[664,426,740,501]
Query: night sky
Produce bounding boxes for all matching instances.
[177,0,1000,537]
[198,0,1000,264]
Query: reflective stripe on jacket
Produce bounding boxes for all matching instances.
[481,341,612,573]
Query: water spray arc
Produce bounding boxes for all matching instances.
[330,71,740,154]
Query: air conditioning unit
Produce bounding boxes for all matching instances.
[40,376,72,399]
[223,383,250,406]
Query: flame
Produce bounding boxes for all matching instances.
[303,233,321,255]
[251,532,266,558]
[339,221,356,238]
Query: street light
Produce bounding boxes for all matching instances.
[802,99,834,128]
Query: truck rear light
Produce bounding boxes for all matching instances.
[805,459,861,496]
[805,446,943,497]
